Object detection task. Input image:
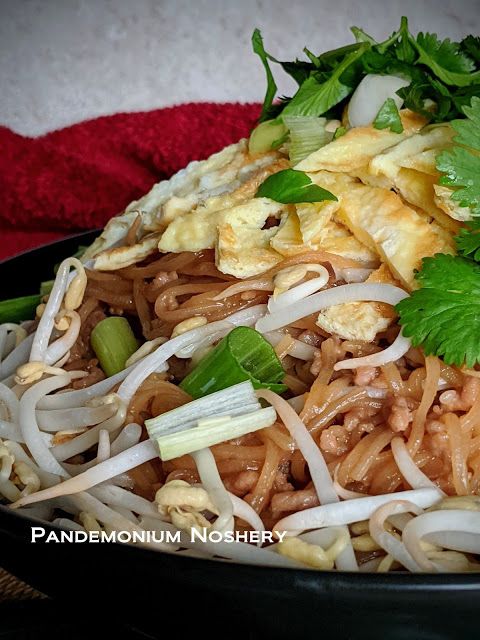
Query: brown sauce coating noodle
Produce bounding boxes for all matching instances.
[74,248,480,527]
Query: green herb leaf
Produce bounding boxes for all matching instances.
[397,254,480,367]
[399,257,475,364]
[455,222,480,261]
[255,169,337,204]
[414,32,479,87]
[282,44,369,118]
[373,98,404,133]
[460,35,480,64]
[351,26,377,45]
[436,96,480,214]
[333,126,347,139]
[252,29,278,122]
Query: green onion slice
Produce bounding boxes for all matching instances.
[180,326,287,399]
[0,294,41,324]
[283,115,332,165]
[154,407,277,461]
[90,316,139,377]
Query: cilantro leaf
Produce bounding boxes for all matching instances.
[460,35,480,64]
[281,75,351,118]
[414,33,479,87]
[436,96,480,215]
[397,254,480,367]
[255,169,337,204]
[252,29,278,122]
[455,222,480,261]
[282,44,368,118]
[373,98,404,133]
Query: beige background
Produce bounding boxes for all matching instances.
[1,0,480,136]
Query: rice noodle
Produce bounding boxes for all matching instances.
[334,332,411,371]
[257,390,358,570]
[265,331,316,361]
[407,356,441,455]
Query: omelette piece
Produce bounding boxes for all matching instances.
[316,264,399,342]
[93,232,162,271]
[433,184,473,222]
[84,141,285,261]
[354,164,460,233]
[295,201,340,245]
[336,183,455,289]
[397,149,440,175]
[270,210,378,264]
[296,110,426,173]
[318,222,379,265]
[83,210,141,262]
[392,168,460,234]
[159,198,286,253]
[369,125,453,181]
[216,224,282,278]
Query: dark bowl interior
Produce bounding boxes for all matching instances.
[0,231,478,640]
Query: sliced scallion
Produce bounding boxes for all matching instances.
[179,326,287,399]
[283,115,332,165]
[40,280,55,296]
[0,294,41,324]
[90,317,139,377]
[145,381,260,438]
[248,119,288,154]
[154,406,277,461]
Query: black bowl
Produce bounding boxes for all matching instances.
[0,232,478,640]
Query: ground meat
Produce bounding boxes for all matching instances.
[320,424,350,456]
[354,366,377,386]
[387,396,413,433]
[438,377,480,412]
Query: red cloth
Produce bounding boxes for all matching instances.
[0,103,261,260]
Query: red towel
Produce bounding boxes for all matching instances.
[0,103,261,260]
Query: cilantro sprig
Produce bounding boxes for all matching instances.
[252,17,480,124]
[397,255,480,367]
[436,97,480,215]
[397,97,480,367]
